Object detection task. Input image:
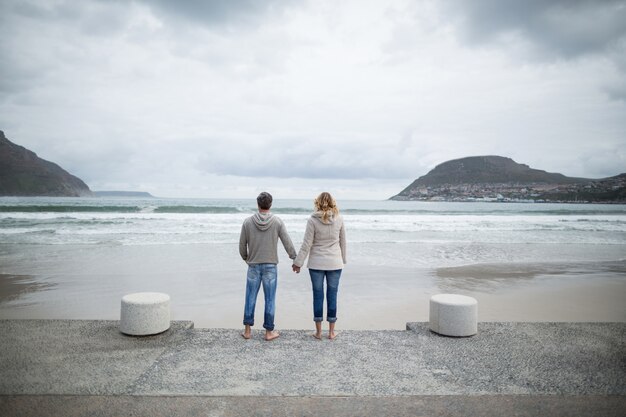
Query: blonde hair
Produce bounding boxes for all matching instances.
[314,192,339,223]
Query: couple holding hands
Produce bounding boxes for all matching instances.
[239,191,347,341]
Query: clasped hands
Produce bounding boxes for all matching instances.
[292,264,301,273]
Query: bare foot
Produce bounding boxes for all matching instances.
[264,331,280,341]
[328,331,337,340]
[312,332,322,340]
[242,325,252,340]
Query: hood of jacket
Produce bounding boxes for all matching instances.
[312,211,335,225]
[252,212,276,231]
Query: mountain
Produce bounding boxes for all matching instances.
[391,155,625,202]
[0,130,92,197]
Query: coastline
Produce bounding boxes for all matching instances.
[1,199,624,330]
[1,261,625,329]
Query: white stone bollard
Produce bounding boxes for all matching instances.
[120,292,171,336]
[429,294,477,337]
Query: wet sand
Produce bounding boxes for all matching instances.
[0,274,55,303]
[433,261,626,322]
[1,259,624,329]
[317,263,626,329]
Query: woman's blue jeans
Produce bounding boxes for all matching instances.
[309,268,342,322]
[243,263,277,331]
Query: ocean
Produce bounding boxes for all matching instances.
[1,197,625,329]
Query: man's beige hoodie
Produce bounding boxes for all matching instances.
[239,212,296,264]
[294,212,346,270]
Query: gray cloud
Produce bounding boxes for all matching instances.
[0,0,131,96]
[606,82,626,102]
[0,0,624,198]
[2,0,130,35]
[576,147,626,178]
[437,0,626,103]
[194,135,426,180]
[441,0,626,59]
[140,0,295,29]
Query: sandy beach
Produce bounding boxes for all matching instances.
[1,252,624,329]
[1,199,624,329]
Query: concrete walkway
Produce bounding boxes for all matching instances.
[1,320,625,416]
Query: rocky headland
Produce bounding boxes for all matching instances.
[391,156,626,203]
[0,130,92,197]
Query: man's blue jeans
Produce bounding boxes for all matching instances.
[243,263,277,331]
[309,268,342,322]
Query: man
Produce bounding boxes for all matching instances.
[239,192,296,341]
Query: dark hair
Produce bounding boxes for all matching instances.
[257,192,273,210]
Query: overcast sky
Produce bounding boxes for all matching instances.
[1,0,625,199]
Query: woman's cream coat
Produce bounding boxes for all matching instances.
[294,212,346,270]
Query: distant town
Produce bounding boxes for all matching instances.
[391,156,626,203]
[393,175,626,203]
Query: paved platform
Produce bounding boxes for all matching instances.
[2,395,625,417]
[1,320,625,416]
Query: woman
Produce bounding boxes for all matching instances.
[293,192,347,340]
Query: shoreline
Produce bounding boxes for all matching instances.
[1,260,625,329]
